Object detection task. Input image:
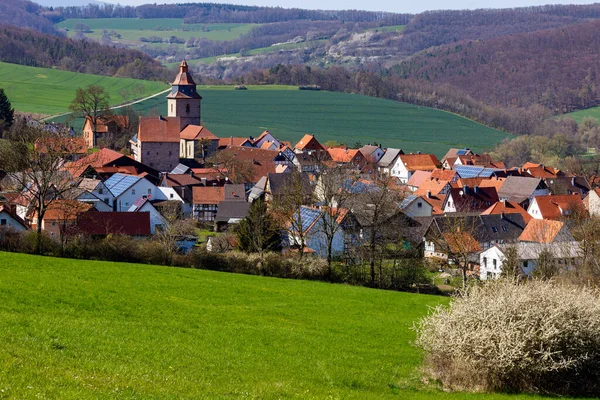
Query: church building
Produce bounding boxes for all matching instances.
[130,61,218,172]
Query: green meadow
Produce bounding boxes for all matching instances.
[0,251,563,399]
[56,18,255,43]
[562,106,600,124]
[58,86,506,156]
[0,62,168,115]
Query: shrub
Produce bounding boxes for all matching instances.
[415,279,600,396]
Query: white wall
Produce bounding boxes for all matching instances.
[0,211,26,232]
[527,198,543,220]
[403,198,433,218]
[390,157,411,183]
[115,179,158,212]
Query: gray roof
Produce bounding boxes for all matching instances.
[377,148,403,168]
[498,176,544,203]
[215,201,251,222]
[248,176,267,202]
[495,242,580,260]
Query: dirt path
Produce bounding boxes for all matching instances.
[41,88,171,122]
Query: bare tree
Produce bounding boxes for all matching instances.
[206,150,254,185]
[0,120,78,253]
[153,201,195,265]
[69,84,112,145]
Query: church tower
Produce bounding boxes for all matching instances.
[167,60,202,130]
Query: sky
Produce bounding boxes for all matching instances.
[36,0,599,14]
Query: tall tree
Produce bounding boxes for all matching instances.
[68,85,111,146]
[236,198,280,256]
[0,88,14,133]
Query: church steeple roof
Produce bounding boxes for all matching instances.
[171,60,196,86]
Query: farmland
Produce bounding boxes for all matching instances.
[0,251,563,399]
[56,18,255,46]
[0,62,168,115]
[562,106,600,124]
[52,86,508,156]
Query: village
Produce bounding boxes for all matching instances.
[0,61,596,286]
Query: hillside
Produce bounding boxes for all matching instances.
[0,62,168,115]
[0,251,574,399]
[50,85,508,156]
[392,19,600,114]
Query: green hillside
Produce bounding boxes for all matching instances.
[562,106,600,124]
[0,251,560,399]
[53,86,507,156]
[0,62,168,115]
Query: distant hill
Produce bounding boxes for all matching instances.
[392,19,600,114]
[0,0,59,34]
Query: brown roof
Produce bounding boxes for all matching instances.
[170,60,196,86]
[138,116,181,143]
[163,173,204,187]
[35,137,87,155]
[398,154,441,171]
[42,200,93,221]
[443,231,482,253]
[180,125,218,141]
[518,219,566,243]
[218,137,252,148]
[416,178,450,197]
[447,186,500,212]
[525,164,564,179]
[327,147,354,163]
[481,200,532,223]
[72,211,151,236]
[294,134,324,151]
[431,169,457,181]
[63,148,124,177]
[85,115,129,133]
[192,184,246,205]
[532,194,585,220]
[407,170,432,188]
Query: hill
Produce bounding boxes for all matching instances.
[392,19,600,114]
[0,0,58,34]
[0,251,571,399]
[0,62,168,115]
[50,85,509,156]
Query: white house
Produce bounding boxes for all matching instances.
[0,206,28,232]
[480,242,580,280]
[127,198,166,234]
[94,173,158,212]
[390,154,440,184]
[584,188,600,216]
[400,195,433,218]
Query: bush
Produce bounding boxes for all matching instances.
[415,279,600,396]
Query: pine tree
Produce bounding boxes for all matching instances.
[0,88,14,130]
[235,199,281,255]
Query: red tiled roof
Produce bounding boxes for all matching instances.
[170,60,196,86]
[218,137,252,148]
[192,185,245,204]
[518,219,565,243]
[443,231,482,253]
[63,148,125,177]
[42,200,93,221]
[481,200,532,223]
[398,154,441,171]
[85,115,129,133]
[416,178,450,197]
[327,147,354,163]
[138,116,181,143]
[407,170,432,188]
[163,173,204,187]
[532,194,585,220]
[35,137,87,155]
[180,125,218,141]
[294,134,323,151]
[431,169,457,181]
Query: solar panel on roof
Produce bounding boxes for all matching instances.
[171,164,189,174]
[104,174,141,197]
[456,149,468,155]
[297,207,321,232]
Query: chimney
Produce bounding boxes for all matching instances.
[463,185,468,195]
[426,190,431,198]
[500,211,505,219]
[230,136,233,146]
[502,199,507,206]
[571,176,576,187]
[201,177,207,186]
[189,170,194,177]
[474,185,479,194]
[213,183,217,186]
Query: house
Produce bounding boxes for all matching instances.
[527,194,586,220]
[179,124,219,160]
[584,188,600,216]
[481,200,532,223]
[192,184,246,223]
[452,154,505,169]
[406,170,432,192]
[36,200,93,239]
[127,197,166,234]
[284,206,347,257]
[294,134,325,155]
[71,211,151,237]
[34,136,87,162]
[524,163,564,179]
[453,165,504,179]
[479,242,580,280]
[389,154,440,183]
[376,148,404,175]
[400,194,434,218]
[262,173,312,204]
[217,146,293,187]
[0,205,28,232]
[217,137,254,150]
[359,145,385,166]
[497,176,550,207]
[431,169,459,183]
[441,148,473,169]
[214,201,252,231]
[518,219,575,243]
[131,115,181,172]
[253,130,280,149]
[443,185,499,213]
[545,176,591,198]
[92,173,158,212]
[82,115,129,148]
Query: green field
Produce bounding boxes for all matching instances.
[562,106,600,124]
[53,86,507,156]
[0,62,168,115]
[0,251,564,399]
[56,18,255,43]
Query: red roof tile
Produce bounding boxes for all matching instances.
[398,154,441,171]
[138,116,181,143]
[180,125,218,141]
[518,219,565,243]
[532,194,585,220]
[72,211,151,236]
[481,200,532,223]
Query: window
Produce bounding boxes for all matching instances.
[98,188,103,194]
[170,193,174,199]
[492,226,498,233]
[169,151,172,156]
[0,219,6,226]
[417,202,422,208]
[52,222,56,226]
[148,189,152,195]
[132,189,136,195]
[502,226,508,232]
[493,259,497,270]
[146,151,150,155]
[104,198,109,204]
[483,257,487,268]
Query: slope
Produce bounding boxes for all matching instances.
[0,251,563,399]
[0,62,168,115]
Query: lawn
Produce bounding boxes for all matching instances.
[54,86,506,156]
[56,18,256,43]
[0,62,168,115]
[0,251,560,399]
[561,106,600,124]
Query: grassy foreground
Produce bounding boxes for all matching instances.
[0,252,562,399]
[0,62,168,115]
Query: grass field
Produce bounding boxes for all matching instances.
[0,251,565,399]
[52,86,507,156]
[562,106,600,124]
[0,62,168,115]
[56,18,255,43]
